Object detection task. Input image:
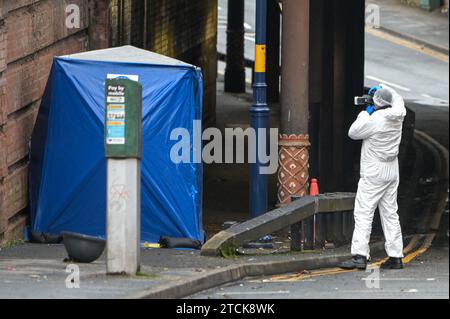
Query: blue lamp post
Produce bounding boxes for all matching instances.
[250,0,270,218]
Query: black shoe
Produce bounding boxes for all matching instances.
[380,257,404,269]
[338,255,368,270]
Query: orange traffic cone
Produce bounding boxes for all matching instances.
[310,178,319,196]
[310,178,320,247]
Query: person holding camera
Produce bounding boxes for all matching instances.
[339,84,407,270]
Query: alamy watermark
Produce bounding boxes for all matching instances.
[366,4,381,28]
[64,3,380,29]
[61,2,379,176]
[170,121,279,175]
[364,268,381,289]
[65,4,80,29]
[65,264,80,289]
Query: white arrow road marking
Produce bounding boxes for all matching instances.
[361,277,435,281]
[421,94,449,104]
[366,75,411,92]
[244,36,256,43]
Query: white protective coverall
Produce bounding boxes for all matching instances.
[348,84,407,259]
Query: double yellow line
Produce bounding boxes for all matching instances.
[365,26,449,63]
[268,234,435,283]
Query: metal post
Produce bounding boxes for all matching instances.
[107,159,141,274]
[290,195,304,251]
[266,0,281,104]
[277,0,311,206]
[250,0,270,218]
[315,212,326,248]
[290,222,303,251]
[325,212,334,246]
[343,211,353,242]
[330,212,343,246]
[225,0,246,93]
[303,215,315,250]
[309,0,324,249]
[280,0,310,135]
[105,79,142,275]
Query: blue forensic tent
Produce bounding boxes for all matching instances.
[29,46,204,243]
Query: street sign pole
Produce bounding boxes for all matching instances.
[250,0,269,218]
[105,78,142,275]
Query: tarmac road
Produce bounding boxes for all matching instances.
[189,247,449,299]
[365,31,449,107]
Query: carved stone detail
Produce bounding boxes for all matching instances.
[277,134,310,205]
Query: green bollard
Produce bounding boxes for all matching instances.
[105,78,142,275]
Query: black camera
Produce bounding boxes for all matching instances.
[354,95,374,107]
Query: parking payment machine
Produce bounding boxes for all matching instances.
[105,78,142,275]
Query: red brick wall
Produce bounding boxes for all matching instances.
[0,0,217,243]
[0,0,108,243]
[110,0,218,126]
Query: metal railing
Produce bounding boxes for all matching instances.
[201,193,356,257]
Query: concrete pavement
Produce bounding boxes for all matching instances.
[0,241,386,299]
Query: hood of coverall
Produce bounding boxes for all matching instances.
[377,88,407,122]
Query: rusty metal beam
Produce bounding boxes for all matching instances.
[280,0,310,134]
[277,0,311,207]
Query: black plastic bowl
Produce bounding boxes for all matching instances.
[62,232,105,263]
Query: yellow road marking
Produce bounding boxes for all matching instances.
[403,248,428,264]
[403,233,435,264]
[268,234,435,283]
[365,26,449,63]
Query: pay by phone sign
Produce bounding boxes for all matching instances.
[106,84,126,145]
[105,76,142,158]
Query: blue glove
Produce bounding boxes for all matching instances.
[366,105,376,115]
[369,86,381,95]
